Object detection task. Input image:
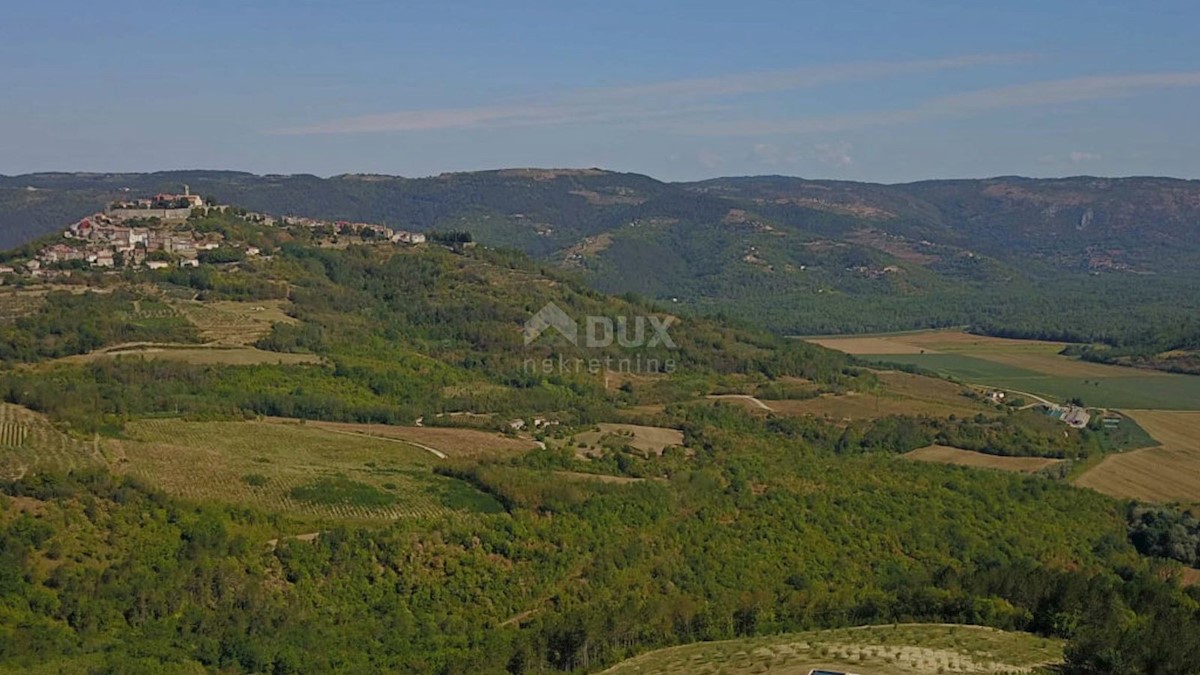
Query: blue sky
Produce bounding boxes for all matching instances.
[2,0,1198,182]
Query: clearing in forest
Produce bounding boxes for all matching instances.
[601,623,1063,674]
[903,445,1064,474]
[765,371,994,421]
[173,298,297,345]
[104,418,504,519]
[1073,410,1200,504]
[52,343,320,366]
[572,423,684,457]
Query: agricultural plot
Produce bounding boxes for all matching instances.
[903,445,1064,474]
[806,329,1066,356]
[173,299,297,345]
[0,289,47,322]
[806,335,931,355]
[0,404,103,480]
[808,330,1200,410]
[602,623,1063,675]
[289,420,538,458]
[105,419,503,519]
[1074,411,1200,504]
[766,371,995,421]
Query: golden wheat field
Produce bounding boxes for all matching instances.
[1073,410,1200,503]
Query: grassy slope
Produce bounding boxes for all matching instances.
[602,623,1063,674]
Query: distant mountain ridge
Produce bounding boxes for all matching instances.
[4,169,1199,339]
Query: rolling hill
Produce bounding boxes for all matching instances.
[3,170,1200,345]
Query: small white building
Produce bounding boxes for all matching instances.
[392,231,427,245]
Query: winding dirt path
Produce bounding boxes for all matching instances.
[706,394,775,411]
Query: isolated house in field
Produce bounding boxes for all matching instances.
[1063,407,1091,429]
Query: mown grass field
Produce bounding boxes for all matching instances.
[53,344,321,366]
[904,445,1064,474]
[105,418,507,520]
[1074,410,1200,504]
[808,330,1200,410]
[768,370,996,421]
[602,623,1063,674]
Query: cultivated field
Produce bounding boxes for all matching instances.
[1074,410,1200,504]
[105,418,506,520]
[273,419,539,458]
[807,335,934,355]
[807,329,1065,356]
[0,288,48,322]
[572,423,684,457]
[809,330,1200,410]
[764,371,994,421]
[904,445,1064,474]
[173,298,297,345]
[0,404,103,480]
[602,623,1063,675]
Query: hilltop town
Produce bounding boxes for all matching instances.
[0,186,428,280]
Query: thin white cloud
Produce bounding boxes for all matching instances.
[814,142,854,168]
[271,53,1033,135]
[673,72,1200,136]
[1040,150,1104,166]
[696,150,725,170]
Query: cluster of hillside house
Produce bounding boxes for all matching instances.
[1043,403,1092,429]
[0,189,429,281]
[281,216,426,245]
[53,213,226,268]
[110,189,205,211]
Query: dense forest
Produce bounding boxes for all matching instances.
[1,436,1198,673]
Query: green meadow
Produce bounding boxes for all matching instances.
[868,353,1200,410]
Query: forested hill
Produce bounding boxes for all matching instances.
[4,169,1200,342]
